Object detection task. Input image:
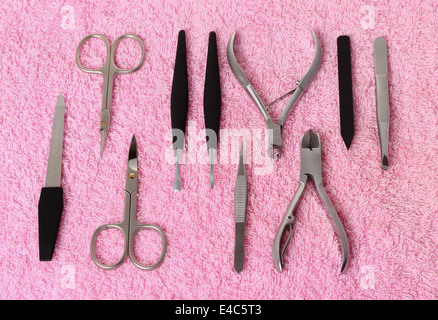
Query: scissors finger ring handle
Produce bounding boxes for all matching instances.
[76,33,111,74]
[90,223,129,270]
[75,33,145,75]
[110,34,146,74]
[129,224,167,271]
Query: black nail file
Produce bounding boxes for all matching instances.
[337,35,354,149]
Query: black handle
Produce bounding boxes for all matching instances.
[38,187,63,261]
[204,31,222,150]
[171,30,189,138]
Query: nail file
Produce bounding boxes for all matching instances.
[38,95,65,261]
[337,35,354,149]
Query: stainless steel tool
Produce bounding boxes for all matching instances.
[227,30,322,160]
[373,37,390,170]
[234,142,247,273]
[273,130,349,273]
[38,95,66,261]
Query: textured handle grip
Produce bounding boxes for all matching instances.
[38,187,63,261]
[234,175,247,223]
[171,30,189,136]
[204,31,222,150]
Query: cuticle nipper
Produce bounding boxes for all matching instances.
[227,30,322,160]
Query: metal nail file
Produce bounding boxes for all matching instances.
[234,142,247,273]
[171,30,189,191]
[203,31,222,189]
[337,35,354,149]
[373,37,390,170]
[38,95,65,261]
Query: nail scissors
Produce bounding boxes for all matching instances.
[76,34,145,158]
[227,30,322,160]
[273,130,349,273]
[91,135,167,270]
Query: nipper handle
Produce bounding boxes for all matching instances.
[315,182,349,273]
[273,180,306,272]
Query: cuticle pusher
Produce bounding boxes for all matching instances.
[171,30,189,191]
[204,31,222,189]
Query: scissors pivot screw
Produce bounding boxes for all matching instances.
[129,173,135,179]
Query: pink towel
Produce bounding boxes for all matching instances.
[1,0,437,300]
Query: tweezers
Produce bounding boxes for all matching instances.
[234,142,247,273]
[373,37,390,170]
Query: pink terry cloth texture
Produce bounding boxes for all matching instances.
[0,0,437,300]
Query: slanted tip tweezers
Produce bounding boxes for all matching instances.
[227,30,322,160]
[373,37,390,170]
[273,130,349,273]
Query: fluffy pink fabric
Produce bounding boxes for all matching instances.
[0,0,437,300]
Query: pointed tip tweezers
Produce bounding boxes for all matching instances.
[373,37,389,170]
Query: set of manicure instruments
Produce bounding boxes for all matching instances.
[337,35,389,169]
[230,32,390,273]
[38,29,390,275]
[39,33,167,270]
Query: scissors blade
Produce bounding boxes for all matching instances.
[100,109,110,158]
[128,134,138,161]
[45,95,65,187]
[125,135,138,193]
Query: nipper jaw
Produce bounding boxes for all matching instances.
[273,130,349,273]
[267,120,283,159]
